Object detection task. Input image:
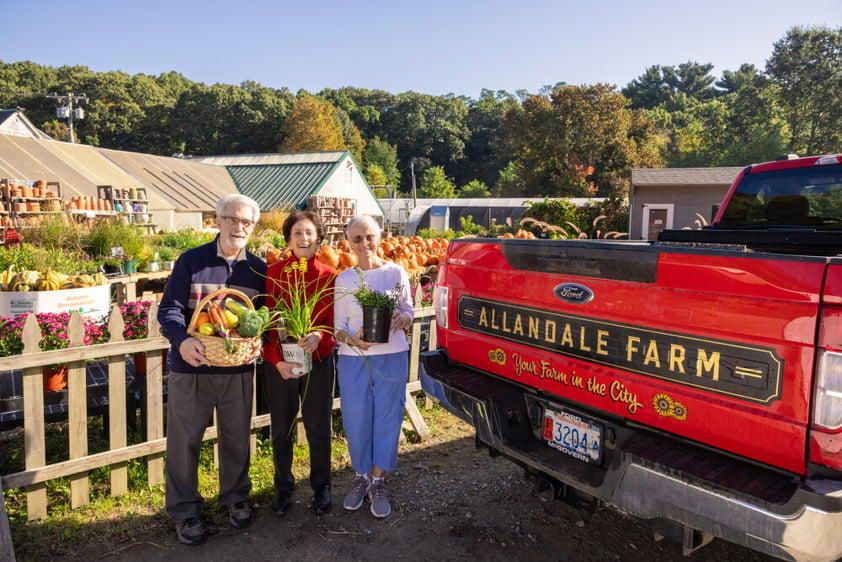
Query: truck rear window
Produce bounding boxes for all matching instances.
[719,166,842,228]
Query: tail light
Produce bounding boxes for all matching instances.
[814,350,842,429]
[810,307,842,468]
[432,264,448,329]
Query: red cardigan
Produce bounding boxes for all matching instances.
[263,254,337,366]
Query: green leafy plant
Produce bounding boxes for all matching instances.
[152,228,214,252]
[266,257,336,341]
[0,243,98,275]
[153,245,178,262]
[458,215,485,236]
[351,268,403,311]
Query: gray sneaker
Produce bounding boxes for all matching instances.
[368,479,391,518]
[228,501,254,529]
[343,475,370,510]
[175,517,207,546]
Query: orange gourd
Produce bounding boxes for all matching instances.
[316,245,340,268]
[265,247,283,265]
[338,251,358,268]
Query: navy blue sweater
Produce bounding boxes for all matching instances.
[157,236,267,374]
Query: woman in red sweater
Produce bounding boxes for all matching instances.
[263,210,337,516]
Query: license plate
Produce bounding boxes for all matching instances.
[543,406,603,464]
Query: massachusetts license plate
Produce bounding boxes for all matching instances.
[543,406,603,464]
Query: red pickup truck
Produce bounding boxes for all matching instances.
[421,154,842,561]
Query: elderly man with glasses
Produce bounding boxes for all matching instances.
[158,193,266,546]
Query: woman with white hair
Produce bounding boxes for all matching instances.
[333,215,414,518]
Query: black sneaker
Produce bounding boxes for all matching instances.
[175,517,207,546]
[228,501,254,529]
[314,484,332,515]
[271,490,292,515]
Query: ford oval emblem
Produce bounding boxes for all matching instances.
[554,283,594,304]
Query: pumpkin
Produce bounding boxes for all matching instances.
[265,247,283,264]
[337,251,358,268]
[316,245,340,268]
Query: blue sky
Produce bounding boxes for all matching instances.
[5,0,841,99]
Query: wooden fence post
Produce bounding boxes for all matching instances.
[66,312,90,509]
[0,474,15,562]
[21,314,47,521]
[145,302,165,486]
[107,305,128,497]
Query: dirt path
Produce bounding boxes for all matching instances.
[67,415,775,562]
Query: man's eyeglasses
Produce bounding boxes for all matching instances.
[220,216,256,229]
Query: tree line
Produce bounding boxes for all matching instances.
[0,26,839,201]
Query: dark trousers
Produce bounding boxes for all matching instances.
[263,352,336,493]
[165,370,254,521]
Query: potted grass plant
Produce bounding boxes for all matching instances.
[266,256,335,375]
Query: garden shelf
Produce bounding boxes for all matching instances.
[97,185,156,230]
[1,178,63,229]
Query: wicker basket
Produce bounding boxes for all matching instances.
[187,288,259,367]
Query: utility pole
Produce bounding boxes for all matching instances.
[410,161,417,206]
[46,92,88,143]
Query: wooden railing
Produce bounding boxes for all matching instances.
[0,302,436,523]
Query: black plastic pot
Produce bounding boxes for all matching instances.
[362,306,392,343]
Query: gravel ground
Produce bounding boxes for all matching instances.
[68,413,777,562]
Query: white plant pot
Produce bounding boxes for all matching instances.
[281,342,311,375]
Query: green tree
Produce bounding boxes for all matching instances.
[718,68,788,165]
[280,96,346,153]
[418,166,456,198]
[456,89,519,188]
[333,106,366,164]
[459,179,490,198]
[649,95,731,167]
[168,82,291,155]
[494,161,524,196]
[362,136,400,187]
[365,164,387,187]
[379,92,470,190]
[623,62,717,110]
[503,84,662,197]
[766,26,842,156]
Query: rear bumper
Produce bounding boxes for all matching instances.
[421,349,842,562]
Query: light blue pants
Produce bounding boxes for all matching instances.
[337,352,408,473]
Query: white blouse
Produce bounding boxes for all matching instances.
[334,262,414,356]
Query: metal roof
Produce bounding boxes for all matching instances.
[98,148,235,211]
[191,151,348,210]
[226,161,337,210]
[191,151,347,166]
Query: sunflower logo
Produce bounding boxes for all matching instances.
[672,402,688,421]
[653,393,674,416]
[652,393,688,421]
[488,348,506,366]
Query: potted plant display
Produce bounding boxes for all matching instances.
[116,300,155,374]
[0,312,107,391]
[351,269,404,343]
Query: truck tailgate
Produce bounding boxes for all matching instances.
[440,238,827,475]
